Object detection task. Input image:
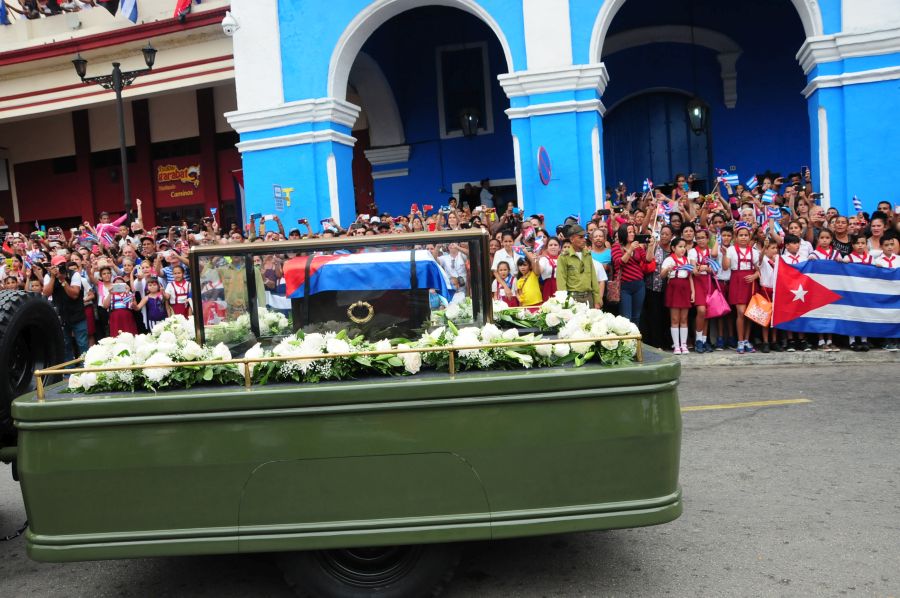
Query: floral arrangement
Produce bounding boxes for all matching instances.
[493,292,584,332]
[64,299,642,394]
[431,297,474,327]
[205,307,291,345]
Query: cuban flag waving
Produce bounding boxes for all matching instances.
[773,260,900,338]
[642,178,654,193]
[745,175,758,191]
[118,0,139,23]
[716,168,739,186]
[762,189,778,204]
[852,196,863,212]
[1,2,11,26]
[284,250,452,299]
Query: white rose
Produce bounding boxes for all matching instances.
[569,332,594,355]
[545,313,561,328]
[397,344,422,375]
[492,300,509,313]
[180,340,204,361]
[98,337,117,347]
[79,372,98,390]
[211,343,232,361]
[502,328,519,341]
[600,337,620,350]
[558,308,574,321]
[240,343,265,376]
[302,333,326,353]
[67,374,82,391]
[144,353,175,383]
[134,342,158,364]
[326,338,351,355]
[445,304,461,320]
[480,324,502,343]
[156,331,178,346]
[535,343,553,357]
[155,341,178,358]
[611,316,636,336]
[374,339,392,352]
[590,321,609,337]
[84,345,110,366]
[553,343,571,358]
[553,290,569,302]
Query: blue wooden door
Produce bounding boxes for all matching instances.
[603,92,711,192]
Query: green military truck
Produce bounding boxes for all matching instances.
[9,230,682,597]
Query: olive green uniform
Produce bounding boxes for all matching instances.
[555,247,601,306]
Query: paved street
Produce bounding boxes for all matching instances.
[0,364,897,597]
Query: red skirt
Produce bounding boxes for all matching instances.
[108,308,138,337]
[665,276,692,309]
[172,302,190,317]
[500,295,519,308]
[541,278,558,303]
[84,305,96,336]
[728,268,755,305]
[693,274,710,308]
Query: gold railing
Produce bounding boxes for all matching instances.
[32,335,644,401]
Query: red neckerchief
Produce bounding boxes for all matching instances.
[694,245,709,262]
[767,258,775,269]
[883,255,896,267]
[672,254,688,276]
[172,280,189,302]
[784,252,800,263]
[816,246,834,260]
[851,252,870,263]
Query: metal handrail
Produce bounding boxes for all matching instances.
[32,334,644,401]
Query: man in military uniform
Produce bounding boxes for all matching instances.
[556,224,603,309]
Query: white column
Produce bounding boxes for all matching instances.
[230,0,284,111]
[522,0,573,69]
[817,106,831,210]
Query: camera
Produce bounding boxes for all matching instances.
[635,234,651,244]
[221,11,239,36]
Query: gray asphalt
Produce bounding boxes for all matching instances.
[0,365,897,597]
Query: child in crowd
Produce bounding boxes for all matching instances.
[687,228,716,353]
[27,279,43,293]
[847,233,873,349]
[757,240,780,353]
[809,229,844,351]
[874,232,898,351]
[135,278,168,332]
[723,224,760,354]
[515,257,542,307]
[103,275,138,337]
[165,264,192,318]
[3,276,18,290]
[712,226,735,350]
[780,234,810,352]
[492,261,518,307]
[660,237,694,354]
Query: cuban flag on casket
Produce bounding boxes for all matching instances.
[284,250,453,299]
[773,259,900,337]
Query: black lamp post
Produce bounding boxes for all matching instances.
[72,43,157,218]
[686,97,709,135]
[458,108,481,137]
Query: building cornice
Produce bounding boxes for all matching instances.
[236,129,356,153]
[505,98,606,120]
[364,145,410,166]
[225,98,360,134]
[802,65,900,98]
[498,64,609,98]
[797,27,900,75]
[371,168,409,180]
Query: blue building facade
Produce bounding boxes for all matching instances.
[225,0,900,229]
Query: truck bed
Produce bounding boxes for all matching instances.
[14,348,681,562]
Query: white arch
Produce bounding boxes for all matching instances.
[348,52,406,147]
[603,26,743,108]
[589,0,823,64]
[328,0,515,99]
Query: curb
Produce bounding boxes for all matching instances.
[668,348,900,368]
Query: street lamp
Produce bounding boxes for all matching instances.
[72,43,157,218]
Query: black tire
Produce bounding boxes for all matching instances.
[278,543,462,598]
[0,291,66,442]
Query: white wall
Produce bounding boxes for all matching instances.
[89,103,135,152]
[522,0,573,69]
[149,91,199,143]
[0,113,75,163]
[842,0,900,32]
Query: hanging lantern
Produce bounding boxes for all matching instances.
[458,108,481,137]
[686,97,708,135]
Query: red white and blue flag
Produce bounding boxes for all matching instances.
[745,175,758,191]
[717,168,739,186]
[284,250,452,299]
[642,178,653,192]
[762,189,777,203]
[852,196,863,212]
[773,260,900,337]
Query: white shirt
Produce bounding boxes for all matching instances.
[491,248,517,272]
[874,254,898,269]
[726,245,759,271]
[539,254,559,281]
[759,256,777,288]
[438,252,467,281]
[591,257,609,283]
[661,255,691,279]
[715,245,731,281]
[781,250,807,265]
[847,253,873,265]
[480,187,494,209]
[809,247,845,262]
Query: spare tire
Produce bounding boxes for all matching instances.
[0,291,66,443]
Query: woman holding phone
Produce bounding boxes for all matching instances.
[103,275,138,337]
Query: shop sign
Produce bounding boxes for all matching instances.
[154,157,202,205]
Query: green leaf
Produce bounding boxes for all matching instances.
[202,367,214,381]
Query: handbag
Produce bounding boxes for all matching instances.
[744,282,773,327]
[705,278,731,319]
[605,258,622,303]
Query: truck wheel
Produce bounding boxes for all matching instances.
[278,543,461,598]
[0,291,65,441]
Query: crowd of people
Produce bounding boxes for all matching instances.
[3,171,898,360]
[7,0,111,20]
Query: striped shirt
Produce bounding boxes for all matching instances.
[611,243,648,283]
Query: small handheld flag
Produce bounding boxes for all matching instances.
[766,206,781,220]
[642,178,654,193]
[716,168,739,186]
[704,256,721,274]
[0,2,11,26]
[745,175,759,191]
[676,263,695,273]
[852,196,863,212]
[762,190,777,204]
[118,0,139,23]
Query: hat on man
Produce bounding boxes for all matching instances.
[51,255,68,267]
[157,238,170,247]
[565,224,586,239]
[370,216,381,224]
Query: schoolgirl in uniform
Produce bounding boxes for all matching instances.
[539,238,561,302]
[104,275,138,337]
[722,223,760,354]
[808,229,845,351]
[660,237,694,355]
[687,228,718,353]
[164,264,192,318]
[757,240,780,353]
[492,261,518,307]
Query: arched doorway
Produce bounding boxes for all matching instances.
[336,5,516,214]
[603,91,712,193]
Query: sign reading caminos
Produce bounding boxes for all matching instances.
[154,157,202,207]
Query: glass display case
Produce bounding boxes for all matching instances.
[189,230,492,349]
